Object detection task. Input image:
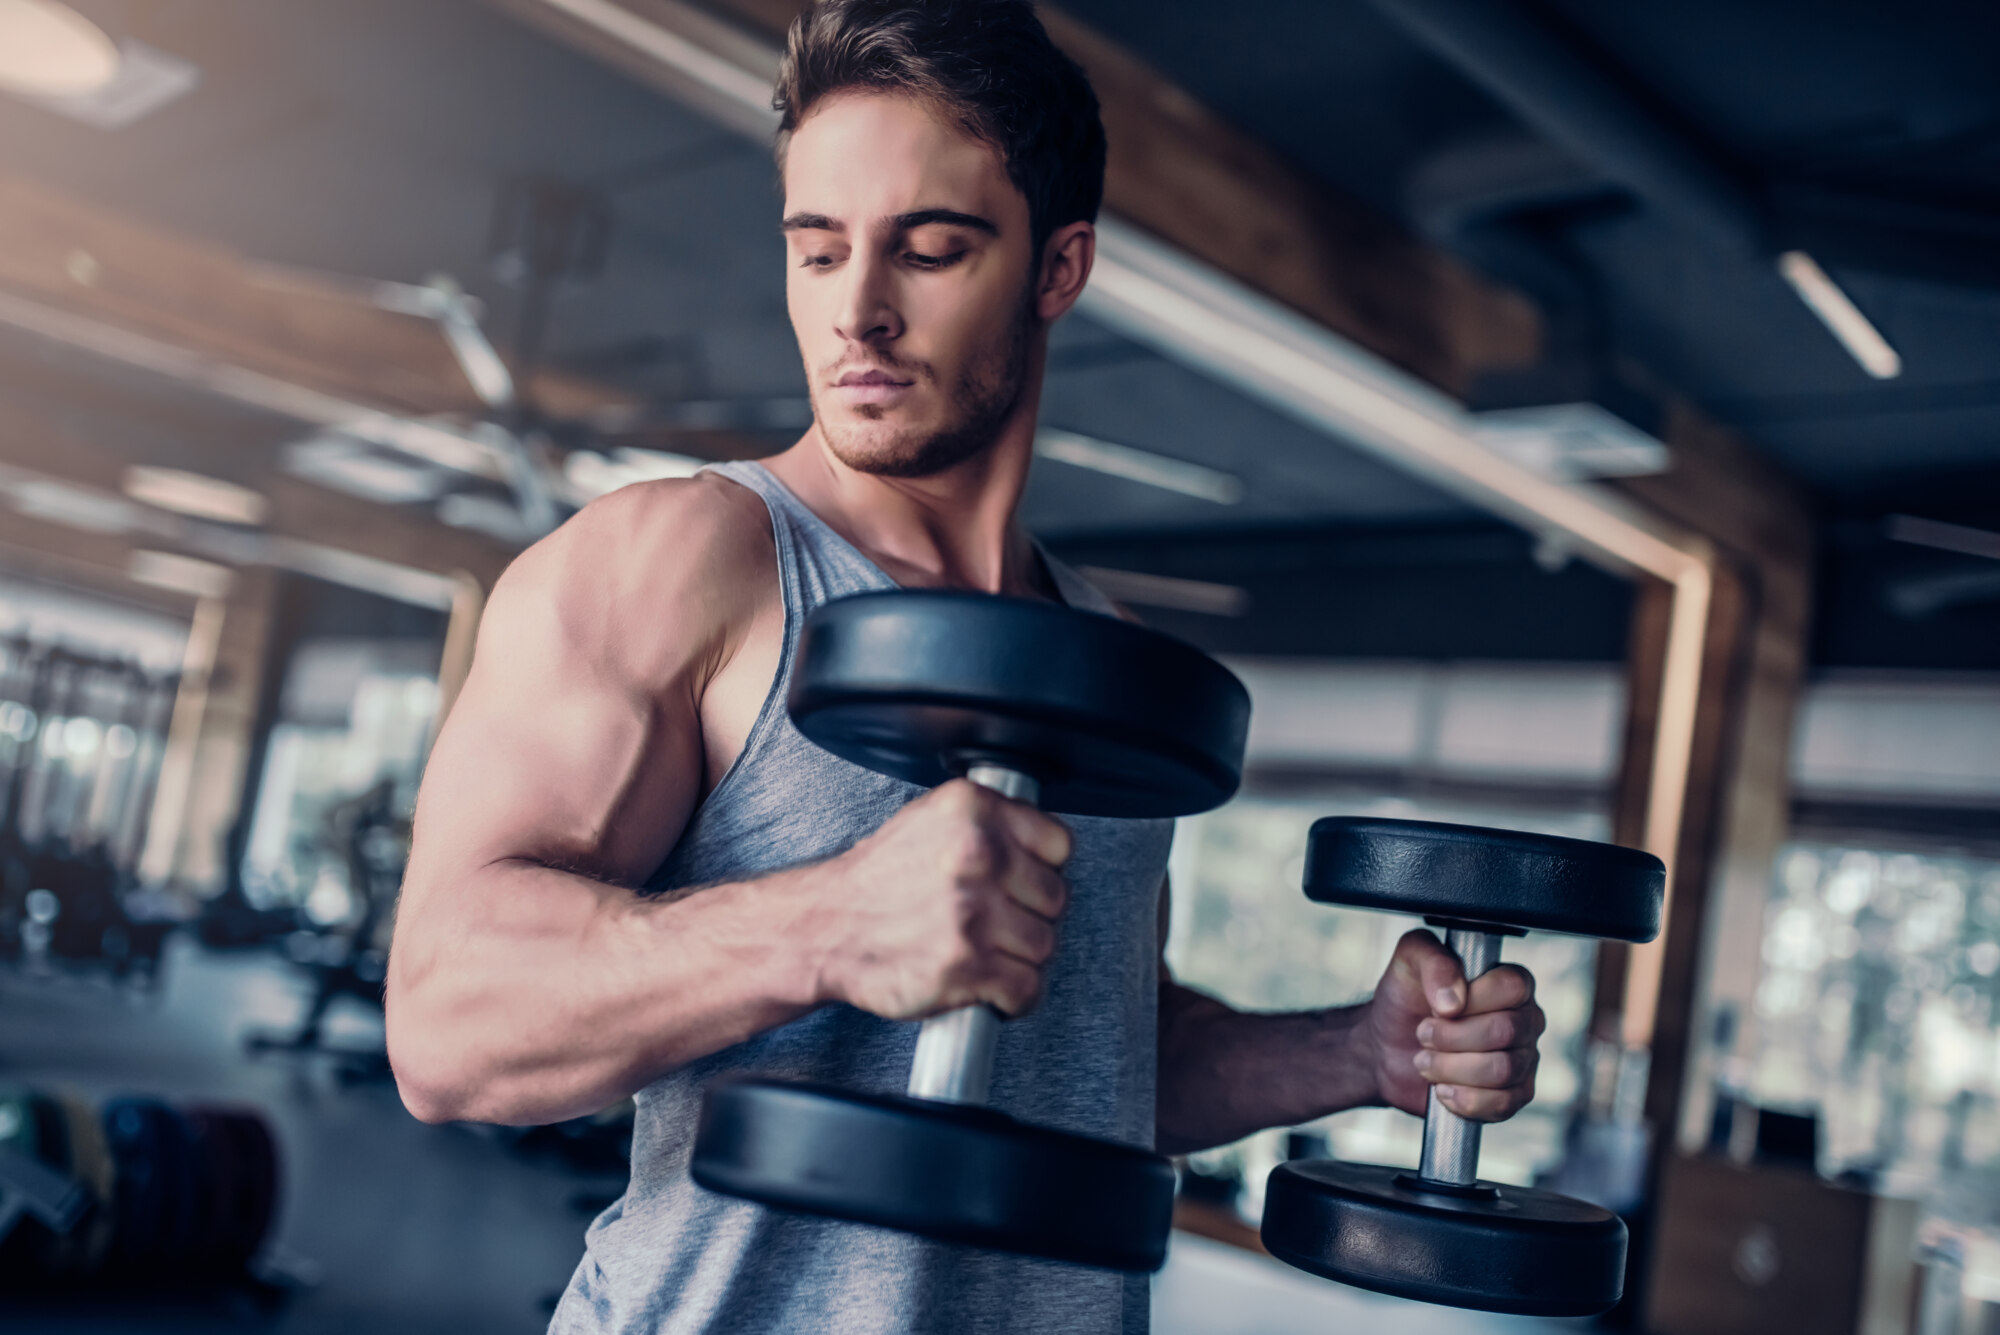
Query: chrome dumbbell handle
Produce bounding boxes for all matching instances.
[1416,927,1504,1187]
[905,762,1040,1104]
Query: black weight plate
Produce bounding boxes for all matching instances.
[153,1104,199,1270]
[692,1077,1174,1272]
[54,1092,115,1278]
[101,1097,170,1272]
[789,591,1248,818]
[188,1107,277,1271]
[225,1109,279,1267]
[181,1110,234,1271]
[25,1090,67,1170]
[1262,1160,1627,1317]
[1304,818,1663,942]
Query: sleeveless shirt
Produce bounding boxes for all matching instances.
[548,461,1176,1335]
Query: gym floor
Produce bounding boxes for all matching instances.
[0,943,1584,1335]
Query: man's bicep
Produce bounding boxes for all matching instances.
[412,544,706,891]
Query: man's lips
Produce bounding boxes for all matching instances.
[831,368,916,405]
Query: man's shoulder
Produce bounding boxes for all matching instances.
[569,470,772,567]
[519,471,771,587]
[493,471,777,664]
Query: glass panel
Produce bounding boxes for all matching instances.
[1746,841,2000,1194]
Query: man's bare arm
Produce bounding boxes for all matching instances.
[1153,875,1545,1155]
[387,479,1073,1127]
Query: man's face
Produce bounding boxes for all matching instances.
[782,91,1039,478]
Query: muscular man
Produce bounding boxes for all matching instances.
[387,2,1545,1331]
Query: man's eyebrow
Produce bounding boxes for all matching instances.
[780,212,840,233]
[891,208,998,235]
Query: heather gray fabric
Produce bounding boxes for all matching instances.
[548,461,1174,1335]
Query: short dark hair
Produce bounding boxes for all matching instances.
[774,0,1106,254]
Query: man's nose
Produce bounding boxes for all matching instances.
[834,252,903,345]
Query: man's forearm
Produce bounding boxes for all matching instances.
[1155,980,1383,1155]
[387,857,828,1127]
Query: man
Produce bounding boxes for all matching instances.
[387,2,1546,1331]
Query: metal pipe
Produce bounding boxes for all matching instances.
[906,763,1040,1104]
[1417,928,1504,1186]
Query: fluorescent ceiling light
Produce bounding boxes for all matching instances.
[1035,428,1244,504]
[128,549,233,600]
[1778,251,1902,380]
[16,37,197,128]
[437,492,538,544]
[1075,566,1249,617]
[4,476,140,534]
[1885,514,2000,562]
[1470,402,1670,482]
[123,465,269,526]
[284,433,453,506]
[563,447,705,502]
[0,0,119,97]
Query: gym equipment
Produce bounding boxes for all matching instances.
[52,1092,114,1278]
[1261,817,1664,1317]
[0,1087,281,1288]
[0,1087,87,1275]
[182,1105,280,1275]
[244,779,403,1082]
[693,590,1249,1271]
[0,639,179,980]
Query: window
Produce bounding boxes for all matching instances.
[1746,841,2000,1193]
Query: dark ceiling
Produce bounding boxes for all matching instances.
[1,0,1996,667]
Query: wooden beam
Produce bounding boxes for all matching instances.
[0,171,634,429]
[1612,398,1816,1151]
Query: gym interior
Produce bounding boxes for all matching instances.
[1,1,1997,1332]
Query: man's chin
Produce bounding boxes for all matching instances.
[821,418,959,479]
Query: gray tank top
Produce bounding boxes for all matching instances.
[549,461,1175,1335]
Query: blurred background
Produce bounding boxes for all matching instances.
[0,0,1996,1332]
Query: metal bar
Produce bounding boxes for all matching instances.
[906,763,1040,1104]
[1417,928,1504,1186]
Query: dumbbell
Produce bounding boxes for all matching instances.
[1261,817,1664,1316]
[692,590,1249,1271]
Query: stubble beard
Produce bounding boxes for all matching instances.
[812,287,1036,480]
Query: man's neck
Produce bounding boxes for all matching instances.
[761,395,1051,600]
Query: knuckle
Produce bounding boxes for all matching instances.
[946,826,995,879]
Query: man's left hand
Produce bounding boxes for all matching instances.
[1358,929,1546,1121]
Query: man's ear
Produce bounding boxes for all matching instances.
[1036,221,1096,322]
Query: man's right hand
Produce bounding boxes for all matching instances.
[813,779,1072,1022]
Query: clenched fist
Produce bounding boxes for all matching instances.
[813,779,1072,1022]
[1362,929,1546,1122]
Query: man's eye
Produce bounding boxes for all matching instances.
[798,254,839,270]
[905,251,965,270]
